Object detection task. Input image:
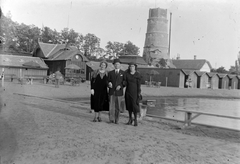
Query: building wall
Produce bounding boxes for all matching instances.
[44,60,66,75]
[185,72,198,88]
[219,76,229,89]
[197,73,209,89]
[210,75,219,89]
[138,68,184,88]
[0,66,47,79]
[230,77,238,89]
[66,60,86,79]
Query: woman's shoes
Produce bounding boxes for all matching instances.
[93,117,102,122]
[134,119,138,126]
[126,119,133,125]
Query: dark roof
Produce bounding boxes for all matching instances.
[0,54,48,69]
[227,74,237,79]
[47,49,88,62]
[206,72,217,77]
[38,42,78,58]
[182,69,196,75]
[172,59,212,70]
[195,71,206,76]
[38,42,66,58]
[118,55,148,65]
[217,73,227,78]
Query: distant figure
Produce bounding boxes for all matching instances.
[55,70,62,88]
[186,77,192,88]
[90,60,109,122]
[123,62,142,126]
[108,59,125,124]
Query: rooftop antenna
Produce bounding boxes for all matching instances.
[67,1,72,28]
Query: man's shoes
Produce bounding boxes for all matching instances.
[108,120,114,123]
[93,118,97,122]
[97,117,102,122]
[115,120,119,124]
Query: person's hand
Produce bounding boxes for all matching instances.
[91,89,94,95]
[116,85,121,91]
[108,82,112,88]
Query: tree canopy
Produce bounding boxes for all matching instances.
[0,11,140,59]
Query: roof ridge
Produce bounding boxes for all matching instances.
[51,50,65,60]
[46,44,59,57]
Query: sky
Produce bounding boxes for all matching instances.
[1,0,240,70]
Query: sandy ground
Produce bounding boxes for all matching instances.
[0,81,240,164]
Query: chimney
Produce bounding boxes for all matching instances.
[194,55,196,60]
[176,53,180,60]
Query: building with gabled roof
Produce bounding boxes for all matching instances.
[172,59,212,72]
[217,73,229,89]
[181,70,198,88]
[227,74,238,89]
[206,72,219,89]
[33,42,79,59]
[195,71,209,89]
[33,42,89,80]
[0,54,48,81]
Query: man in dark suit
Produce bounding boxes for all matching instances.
[108,59,125,124]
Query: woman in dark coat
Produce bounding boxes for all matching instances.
[123,62,142,126]
[90,60,109,122]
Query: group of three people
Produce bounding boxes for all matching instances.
[90,59,142,126]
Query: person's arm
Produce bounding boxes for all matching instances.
[122,71,127,87]
[90,71,97,95]
[137,73,142,96]
[108,71,113,88]
[116,70,124,90]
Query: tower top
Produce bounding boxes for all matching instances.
[149,8,167,18]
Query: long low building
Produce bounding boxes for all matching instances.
[0,54,48,80]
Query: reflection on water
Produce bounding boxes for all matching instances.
[147,97,240,131]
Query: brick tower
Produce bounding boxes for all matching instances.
[143,8,171,67]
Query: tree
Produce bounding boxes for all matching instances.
[105,41,124,58]
[41,26,60,44]
[83,33,100,56]
[123,41,140,56]
[15,24,41,52]
[0,12,19,51]
[211,66,228,73]
[60,28,81,44]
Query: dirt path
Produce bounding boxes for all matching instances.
[0,82,240,164]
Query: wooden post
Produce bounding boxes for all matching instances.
[166,77,168,87]
[1,68,4,87]
[185,112,192,126]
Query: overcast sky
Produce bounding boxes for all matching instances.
[2,0,240,69]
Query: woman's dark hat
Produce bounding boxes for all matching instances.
[128,62,137,67]
[113,58,121,64]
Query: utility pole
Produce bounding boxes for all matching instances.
[168,12,172,57]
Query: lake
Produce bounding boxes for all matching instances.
[146,97,240,131]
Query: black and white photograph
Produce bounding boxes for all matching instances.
[0,0,240,163]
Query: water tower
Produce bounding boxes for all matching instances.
[143,8,172,67]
